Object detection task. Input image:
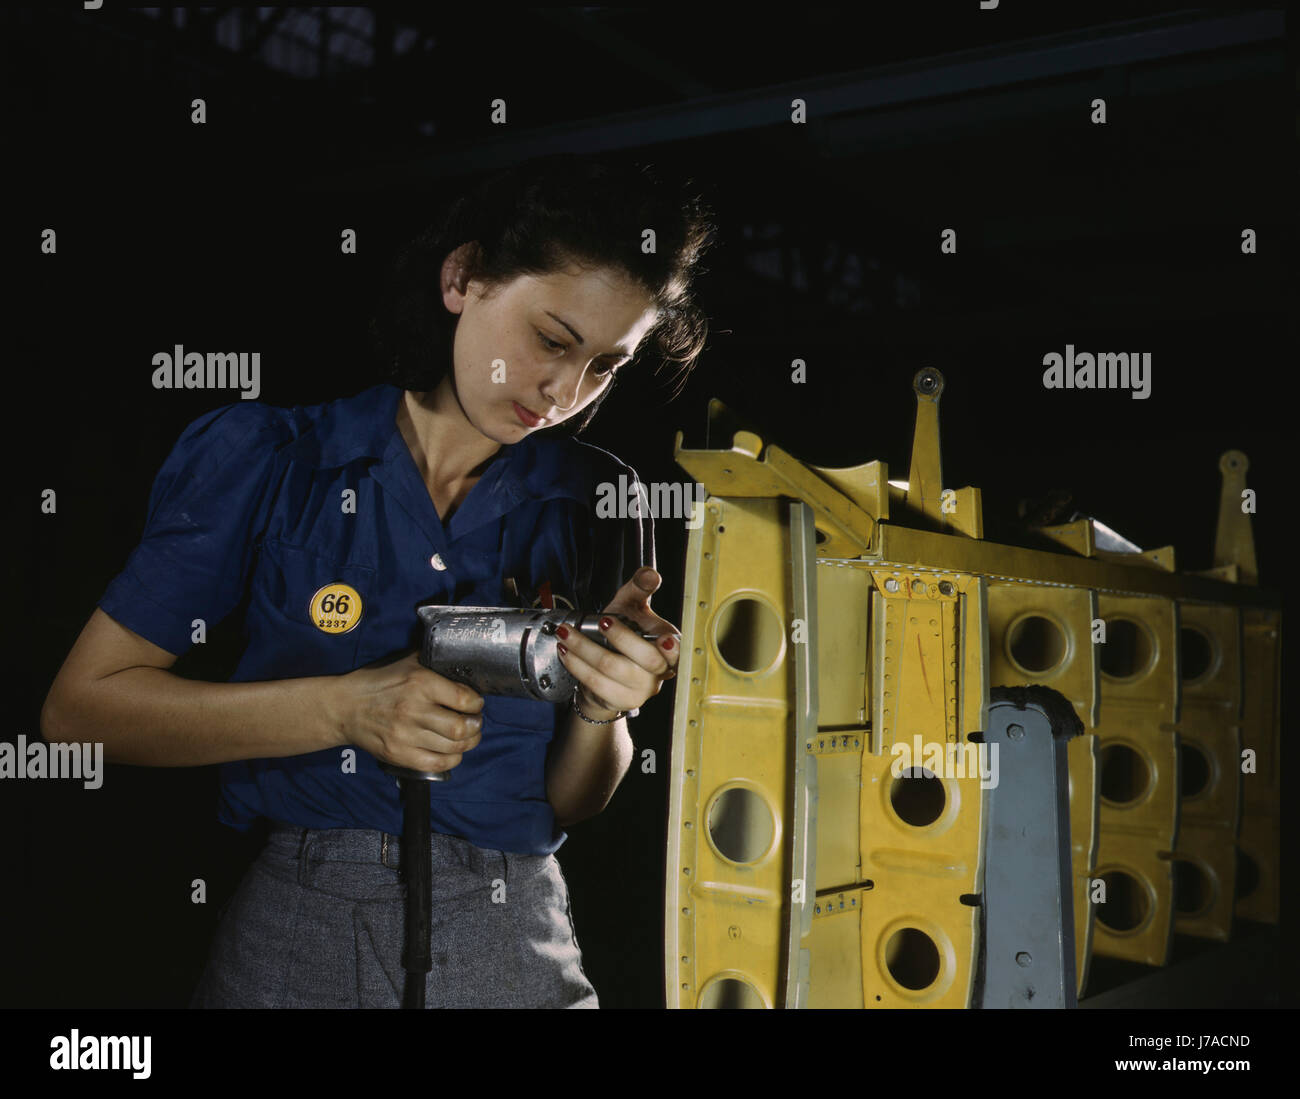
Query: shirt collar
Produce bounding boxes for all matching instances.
[288,383,598,507]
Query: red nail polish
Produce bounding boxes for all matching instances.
[662,637,675,651]
[557,642,567,656]
[556,625,569,640]
[599,617,613,631]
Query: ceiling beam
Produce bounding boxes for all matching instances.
[316,9,1282,192]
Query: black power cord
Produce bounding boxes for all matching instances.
[394,774,435,1009]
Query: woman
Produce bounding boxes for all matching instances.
[40,153,715,1008]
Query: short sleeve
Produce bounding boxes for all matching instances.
[97,403,289,656]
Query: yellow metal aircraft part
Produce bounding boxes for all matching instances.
[666,387,1278,1007]
[1171,603,1243,941]
[856,567,983,1008]
[1040,518,1176,573]
[665,495,796,1009]
[663,497,987,1008]
[983,582,1110,983]
[1236,608,1281,923]
[1090,595,1181,967]
[1207,450,1277,925]
[804,561,987,1008]
[672,410,876,558]
[1213,451,1258,584]
[903,368,984,539]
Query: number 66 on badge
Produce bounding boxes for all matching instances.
[309,583,364,634]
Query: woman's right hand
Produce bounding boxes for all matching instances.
[335,652,485,775]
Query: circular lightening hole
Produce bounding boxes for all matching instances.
[714,597,783,674]
[1008,615,1068,674]
[889,768,946,828]
[884,928,941,991]
[1172,859,1215,918]
[697,977,765,1009]
[1096,871,1149,933]
[1099,617,1154,679]
[707,787,775,864]
[1099,744,1150,806]
[1180,627,1214,681]
[1180,742,1212,799]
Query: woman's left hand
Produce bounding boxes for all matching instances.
[555,567,681,719]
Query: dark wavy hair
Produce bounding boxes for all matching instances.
[367,152,716,435]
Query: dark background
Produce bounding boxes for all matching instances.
[7,2,1293,1012]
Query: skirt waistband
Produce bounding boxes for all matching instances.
[266,821,538,878]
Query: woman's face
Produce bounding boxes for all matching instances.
[440,248,659,441]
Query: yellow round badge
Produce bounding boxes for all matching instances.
[309,583,363,634]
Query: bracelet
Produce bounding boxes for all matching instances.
[571,686,626,725]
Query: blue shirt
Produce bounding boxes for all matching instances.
[98,383,655,854]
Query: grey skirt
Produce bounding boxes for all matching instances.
[190,822,598,1008]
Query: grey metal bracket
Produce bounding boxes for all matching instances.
[975,686,1082,1008]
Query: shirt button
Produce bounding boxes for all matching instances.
[430,553,448,571]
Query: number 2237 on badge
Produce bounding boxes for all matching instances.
[309,583,363,634]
